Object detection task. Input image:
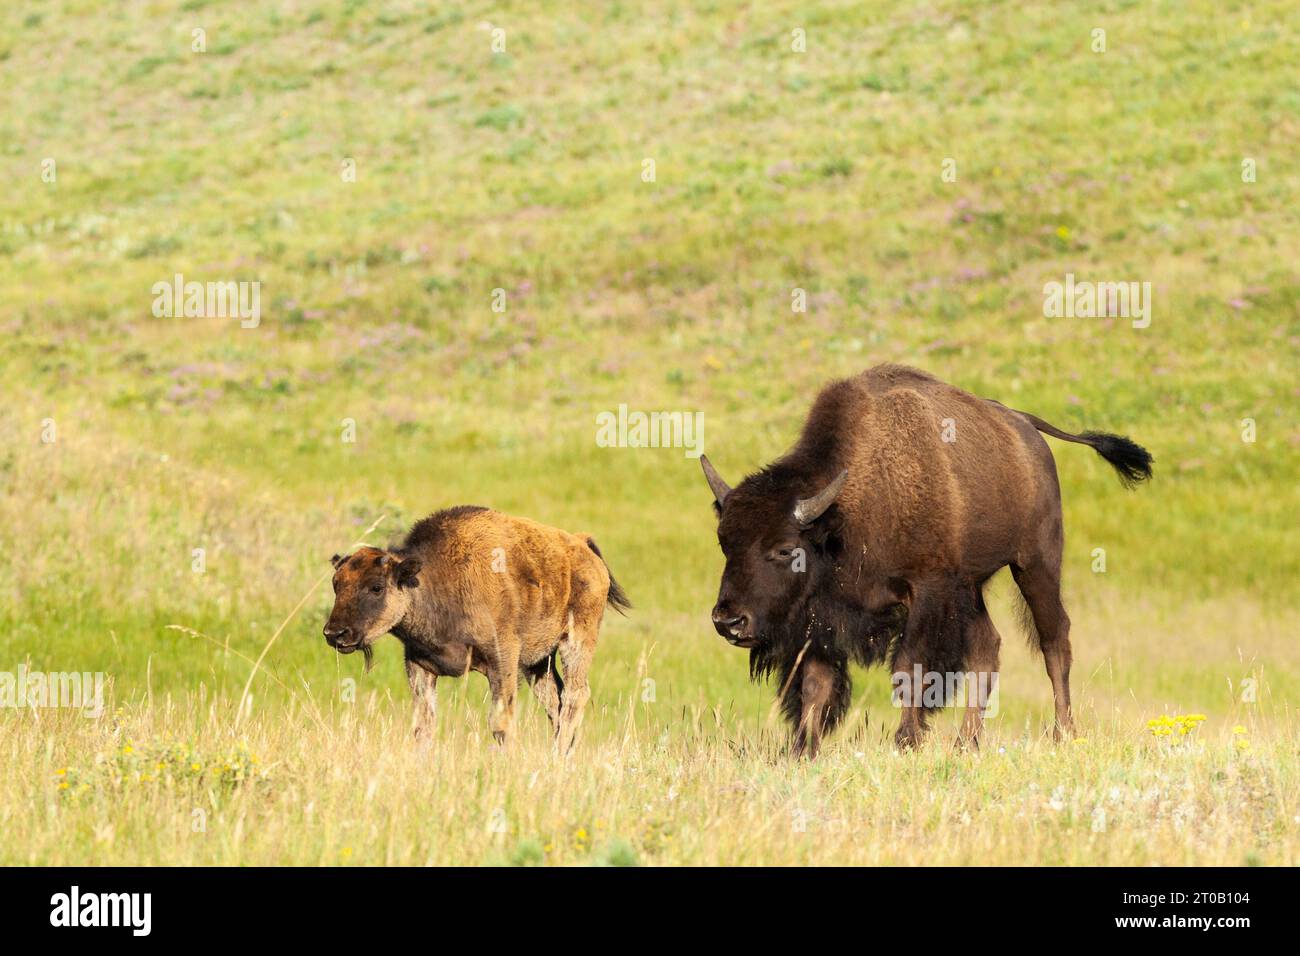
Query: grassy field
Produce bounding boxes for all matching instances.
[2,0,1297,865]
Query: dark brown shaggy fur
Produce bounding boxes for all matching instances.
[701,364,1151,756]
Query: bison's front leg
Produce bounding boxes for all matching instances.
[891,580,980,750]
[891,584,951,750]
[956,609,1001,750]
[404,655,438,740]
[789,657,850,759]
[486,656,519,746]
[890,648,929,749]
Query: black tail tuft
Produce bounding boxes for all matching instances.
[1080,431,1154,488]
[586,537,631,615]
[606,575,633,615]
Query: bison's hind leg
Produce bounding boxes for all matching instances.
[525,651,565,737]
[1010,560,1074,741]
[555,607,602,754]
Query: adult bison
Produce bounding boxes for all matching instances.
[700,364,1151,756]
[324,506,630,750]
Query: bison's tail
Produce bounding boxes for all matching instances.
[1017,411,1154,488]
[585,537,632,615]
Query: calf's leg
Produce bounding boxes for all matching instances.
[525,651,565,737]
[486,655,519,746]
[556,613,600,753]
[404,656,438,740]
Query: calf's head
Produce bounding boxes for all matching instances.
[700,455,848,648]
[323,547,423,666]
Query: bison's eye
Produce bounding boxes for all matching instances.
[770,546,796,562]
[369,584,384,595]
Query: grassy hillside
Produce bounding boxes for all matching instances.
[1,0,1297,865]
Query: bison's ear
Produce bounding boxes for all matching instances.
[330,553,346,569]
[394,557,423,589]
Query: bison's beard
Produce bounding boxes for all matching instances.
[747,595,904,737]
[361,643,375,673]
[748,593,902,684]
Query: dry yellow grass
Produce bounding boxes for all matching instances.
[8,669,1297,867]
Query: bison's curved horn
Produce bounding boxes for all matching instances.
[699,455,732,507]
[794,470,849,526]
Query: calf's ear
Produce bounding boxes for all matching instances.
[330,553,346,569]
[395,558,423,589]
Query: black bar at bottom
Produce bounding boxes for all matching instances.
[0,866,1274,940]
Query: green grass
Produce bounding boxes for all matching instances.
[1,0,1297,864]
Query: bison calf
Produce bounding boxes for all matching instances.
[324,505,629,750]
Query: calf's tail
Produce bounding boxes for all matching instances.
[1017,410,1154,488]
[585,537,632,615]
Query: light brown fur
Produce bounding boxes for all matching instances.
[324,506,625,751]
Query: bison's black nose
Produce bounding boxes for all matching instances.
[711,607,750,641]
[324,625,352,646]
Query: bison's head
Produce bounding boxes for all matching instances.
[699,455,848,649]
[323,547,423,667]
